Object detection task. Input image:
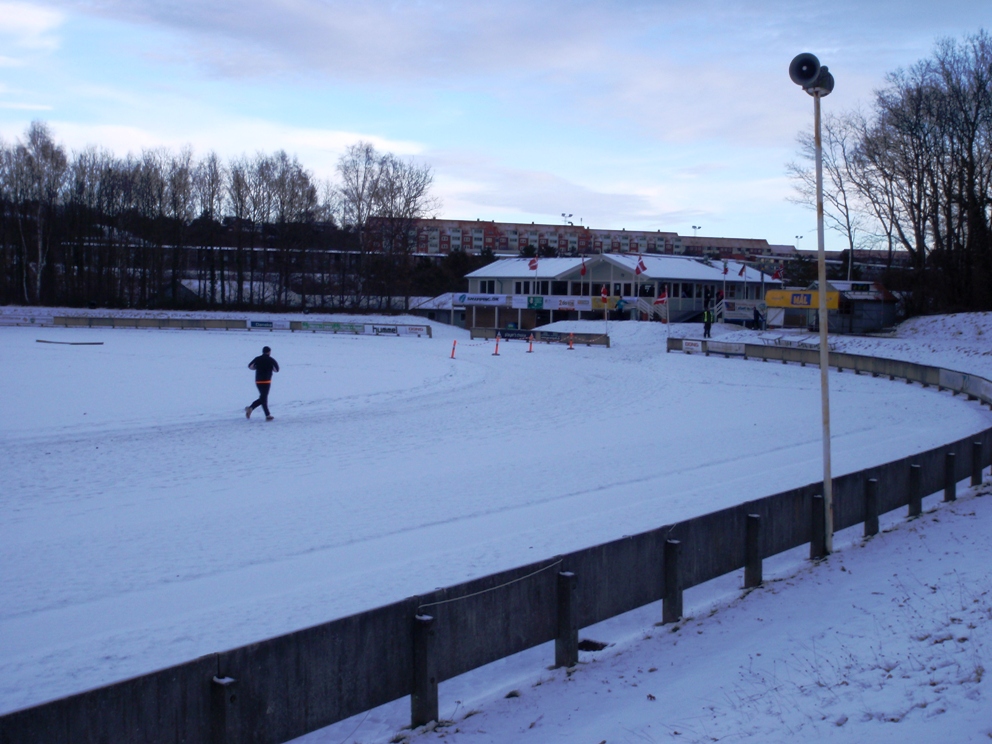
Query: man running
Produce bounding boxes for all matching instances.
[246,346,279,421]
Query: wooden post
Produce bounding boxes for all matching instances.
[744,514,762,588]
[555,571,578,668]
[908,463,922,518]
[810,494,826,559]
[944,452,957,502]
[864,478,879,537]
[972,440,983,487]
[662,539,682,624]
[411,614,438,727]
[210,676,240,744]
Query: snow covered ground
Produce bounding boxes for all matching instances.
[2,308,991,742]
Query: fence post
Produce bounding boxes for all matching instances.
[908,463,922,518]
[972,440,983,487]
[411,614,438,728]
[210,676,240,744]
[810,494,826,559]
[662,539,682,624]
[864,478,879,538]
[944,452,957,502]
[744,514,762,588]
[555,572,578,668]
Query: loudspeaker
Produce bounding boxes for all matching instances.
[813,66,835,95]
[789,53,820,87]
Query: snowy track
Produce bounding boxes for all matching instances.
[2,319,990,715]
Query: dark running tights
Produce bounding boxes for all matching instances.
[251,383,271,416]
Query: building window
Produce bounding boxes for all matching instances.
[622,283,632,296]
[551,281,568,295]
[479,280,495,294]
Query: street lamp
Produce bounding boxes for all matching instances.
[692,225,701,237]
[562,212,573,225]
[790,52,835,554]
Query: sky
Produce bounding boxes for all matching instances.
[0,1,989,250]
[2,307,992,742]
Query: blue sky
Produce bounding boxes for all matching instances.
[0,1,988,249]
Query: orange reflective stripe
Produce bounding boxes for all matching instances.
[255,380,271,384]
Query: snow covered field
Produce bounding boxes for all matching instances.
[2,309,992,742]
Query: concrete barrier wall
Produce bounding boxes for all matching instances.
[4,342,992,744]
[470,328,610,347]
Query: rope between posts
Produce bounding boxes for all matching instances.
[417,558,564,612]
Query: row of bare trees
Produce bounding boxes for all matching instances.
[788,30,992,313]
[0,126,445,310]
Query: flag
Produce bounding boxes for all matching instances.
[653,288,668,305]
[738,264,746,277]
[772,266,784,281]
[600,285,609,302]
[580,258,587,276]
[722,261,728,275]
[635,257,647,275]
[528,256,538,271]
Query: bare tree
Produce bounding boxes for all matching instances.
[11,122,68,303]
[787,113,868,275]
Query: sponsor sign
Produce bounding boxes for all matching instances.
[707,341,746,356]
[764,290,839,310]
[722,300,767,321]
[299,321,428,337]
[248,319,291,330]
[527,296,544,310]
[300,321,365,333]
[547,297,592,312]
[0,315,54,326]
[592,297,616,310]
[683,339,704,353]
[455,294,508,306]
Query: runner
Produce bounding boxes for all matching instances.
[245,346,279,421]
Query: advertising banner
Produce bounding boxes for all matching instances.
[364,324,430,337]
[707,341,746,356]
[722,300,767,321]
[764,290,839,310]
[455,294,508,306]
[683,339,704,353]
[300,321,365,333]
[248,319,292,330]
[547,297,593,312]
[0,315,54,326]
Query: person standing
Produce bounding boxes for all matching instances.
[246,346,279,421]
[703,307,713,338]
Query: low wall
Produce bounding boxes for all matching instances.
[470,327,610,347]
[44,317,432,337]
[3,343,989,744]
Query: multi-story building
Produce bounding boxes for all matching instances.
[370,218,796,260]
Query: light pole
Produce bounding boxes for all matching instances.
[790,52,835,554]
[692,225,701,237]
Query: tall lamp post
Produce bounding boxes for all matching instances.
[790,52,835,554]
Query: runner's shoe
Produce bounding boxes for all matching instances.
[245,406,252,419]
[266,415,274,421]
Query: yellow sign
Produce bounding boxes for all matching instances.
[764,290,839,310]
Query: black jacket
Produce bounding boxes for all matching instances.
[249,354,279,382]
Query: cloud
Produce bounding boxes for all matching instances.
[44,0,977,151]
[0,1,63,52]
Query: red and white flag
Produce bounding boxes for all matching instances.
[772,266,784,281]
[580,258,587,276]
[528,256,538,271]
[738,264,746,277]
[653,288,668,305]
[635,257,647,275]
[722,262,729,275]
[601,285,609,302]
